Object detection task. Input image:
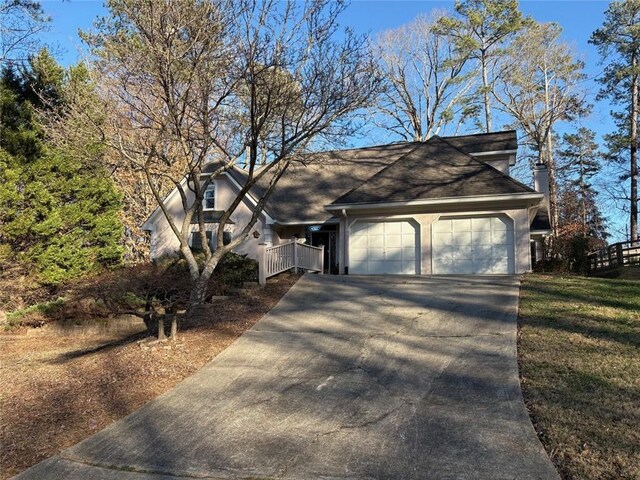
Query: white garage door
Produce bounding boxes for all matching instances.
[350,221,418,274]
[432,216,515,274]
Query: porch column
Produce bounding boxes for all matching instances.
[339,209,349,274]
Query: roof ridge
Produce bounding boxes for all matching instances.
[440,129,517,139]
[435,135,536,194]
[329,142,427,205]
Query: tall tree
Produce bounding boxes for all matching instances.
[494,22,589,238]
[0,0,50,66]
[556,128,606,238]
[435,0,530,132]
[62,0,379,305]
[590,0,640,242]
[374,11,476,141]
[0,50,123,285]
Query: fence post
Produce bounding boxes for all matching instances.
[616,243,624,266]
[292,239,298,274]
[259,244,267,286]
[320,244,325,274]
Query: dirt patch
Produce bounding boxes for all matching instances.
[0,273,299,479]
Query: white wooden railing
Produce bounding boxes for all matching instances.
[259,240,324,285]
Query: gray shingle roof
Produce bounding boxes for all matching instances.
[253,142,420,222]
[329,136,534,206]
[200,131,528,223]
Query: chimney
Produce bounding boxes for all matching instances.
[533,163,549,207]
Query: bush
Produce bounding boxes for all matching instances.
[215,252,259,287]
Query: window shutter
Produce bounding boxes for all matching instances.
[191,232,202,251]
[223,231,232,245]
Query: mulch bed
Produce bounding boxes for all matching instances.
[0,274,299,479]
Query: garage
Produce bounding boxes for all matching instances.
[350,220,418,274]
[432,216,515,274]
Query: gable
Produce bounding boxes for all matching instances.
[330,136,534,207]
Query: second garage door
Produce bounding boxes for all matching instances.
[350,221,418,274]
[432,216,515,274]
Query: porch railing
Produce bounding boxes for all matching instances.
[587,240,640,272]
[259,240,324,285]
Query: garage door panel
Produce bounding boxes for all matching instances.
[433,216,514,275]
[351,222,369,234]
[402,247,416,261]
[472,231,492,245]
[452,232,472,246]
[384,222,402,234]
[385,234,403,248]
[491,229,512,245]
[369,223,385,235]
[368,235,384,248]
[351,235,368,248]
[491,216,510,230]
[350,248,368,263]
[453,246,473,261]
[433,219,452,233]
[472,217,493,230]
[349,221,418,275]
[452,218,472,232]
[433,232,452,246]
[402,233,415,246]
[368,261,385,274]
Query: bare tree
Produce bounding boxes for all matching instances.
[56,0,379,307]
[374,11,476,141]
[493,22,589,238]
[0,0,50,66]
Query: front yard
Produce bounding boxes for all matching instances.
[0,274,298,480]
[518,274,640,480]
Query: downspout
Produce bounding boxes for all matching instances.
[341,209,348,275]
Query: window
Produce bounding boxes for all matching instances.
[190,231,232,251]
[203,183,215,210]
[190,231,212,251]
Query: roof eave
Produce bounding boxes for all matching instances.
[326,192,545,211]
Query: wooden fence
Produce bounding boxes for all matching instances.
[587,240,640,272]
[259,240,324,285]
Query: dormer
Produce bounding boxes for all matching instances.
[441,130,518,176]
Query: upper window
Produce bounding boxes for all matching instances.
[203,183,215,210]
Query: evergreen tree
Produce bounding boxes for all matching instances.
[556,127,607,238]
[590,0,640,241]
[0,49,123,285]
[435,0,531,132]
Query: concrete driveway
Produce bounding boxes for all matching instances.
[15,275,559,480]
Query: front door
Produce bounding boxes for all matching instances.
[308,227,338,274]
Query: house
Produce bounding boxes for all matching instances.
[142,130,551,275]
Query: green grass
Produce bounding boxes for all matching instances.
[518,274,640,480]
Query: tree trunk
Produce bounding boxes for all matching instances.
[188,256,221,306]
[481,54,492,133]
[546,135,560,240]
[169,314,178,341]
[157,316,166,341]
[630,52,638,241]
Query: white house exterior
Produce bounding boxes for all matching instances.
[143,131,551,276]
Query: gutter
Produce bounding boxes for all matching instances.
[326,192,545,211]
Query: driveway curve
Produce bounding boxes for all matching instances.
[15,275,559,480]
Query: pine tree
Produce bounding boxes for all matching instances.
[435,0,531,132]
[556,127,606,238]
[0,50,123,285]
[590,0,640,241]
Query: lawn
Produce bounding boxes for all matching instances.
[518,273,640,480]
[0,274,298,480]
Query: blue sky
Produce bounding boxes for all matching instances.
[38,0,628,240]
